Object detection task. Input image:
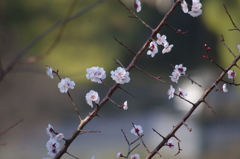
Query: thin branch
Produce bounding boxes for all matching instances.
[67,91,82,121]
[182,74,206,91]
[183,122,192,132]
[121,129,130,145]
[53,70,82,121]
[113,37,136,55]
[128,143,141,154]
[114,59,125,68]
[119,86,136,98]
[221,79,240,86]
[66,152,79,159]
[174,93,195,105]
[0,119,23,136]
[221,35,236,58]
[152,128,165,139]
[174,142,182,156]
[165,23,188,36]
[223,4,240,31]
[134,65,165,82]
[203,100,216,114]
[108,97,122,108]
[117,0,153,31]
[79,130,101,133]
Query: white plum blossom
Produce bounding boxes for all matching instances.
[169,71,181,83]
[188,0,202,17]
[55,133,64,140]
[167,140,174,149]
[58,78,75,93]
[174,64,187,75]
[46,124,54,138]
[168,85,175,99]
[122,101,128,110]
[130,154,140,159]
[90,156,95,159]
[178,88,188,98]
[117,152,123,158]
[46,66,54,79]
[181,0,189,13]
[147,41,158,57]
[162,41,174,54]
[131,125,143,136]
[227,70,236,79]
[85,90,100,108]
[46,138,60,158]
[222,84,228,93]
[237,45,240,52]
[156,33,167,45]
[134,0,141,13]
[188,9,202,17]
[86,66,106,83]
[111,67,130,84]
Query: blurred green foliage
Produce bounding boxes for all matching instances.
[202,0,240,79]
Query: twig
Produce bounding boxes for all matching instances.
[220,35,236,58]
[221,79,240,86]
[174,142,182,156]
[223,4,240,31]
[117,0,153,31]
[113,37,136,55]
[119,86,136,98]
[152,128,165,139]
[134,65,165,82]
[182,74,206,91]
[165,23,188,36]
[114,59,125,68]
[0,119,23,136]
[183,122,192,132]
[121,129,130,145]
[203,100,216,114]
[66,152,79,159]
[53,70,82,121]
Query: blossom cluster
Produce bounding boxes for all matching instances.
[168,64,188,99]
[181,0,202,17]
[147,33,174,58]
[169,64,187,83]
[168,85,188,99]
[44,124,64,158]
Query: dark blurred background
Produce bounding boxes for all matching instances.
[0,0,240,158]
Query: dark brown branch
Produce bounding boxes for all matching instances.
[55,0,194,158]
[146,54,240,159]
